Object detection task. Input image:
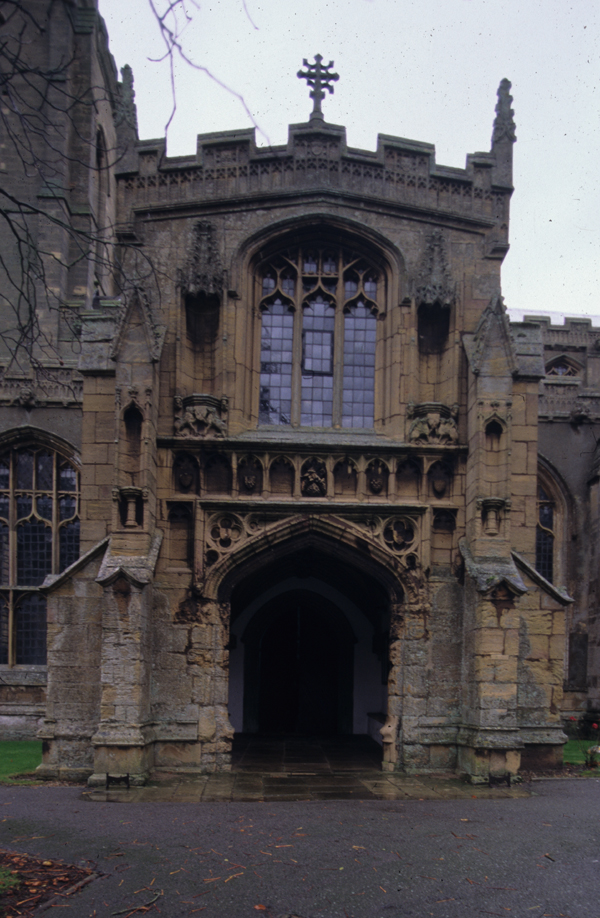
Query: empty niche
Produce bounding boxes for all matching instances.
[485,419,503,451]
[238,456,263,495]
[366,459,388,496]
[173,453,199,494]
[204,454,232,494]
[185,292,220,389]
[428,460,453,499]
[269,457,294,495]
[396,458,421,498]
[417,302,450,354]
[167,503,193,567]
[333,459,357,496]
[123,404,143,483]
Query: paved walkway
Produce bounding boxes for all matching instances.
[84,736,529,803]
[1,777,598,918]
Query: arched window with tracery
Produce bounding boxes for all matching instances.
[258,244,381,428]
[0,446,80,665]
[545,356,580,378]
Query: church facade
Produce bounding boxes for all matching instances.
[1,1,597,784]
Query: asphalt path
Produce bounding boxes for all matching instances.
[0,778,598,917]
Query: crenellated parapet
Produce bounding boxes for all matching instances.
[116,81,514,255]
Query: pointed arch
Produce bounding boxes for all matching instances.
[205,514,407,606]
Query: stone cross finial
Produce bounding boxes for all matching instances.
[297,54,339,119]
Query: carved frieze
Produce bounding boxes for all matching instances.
[0,370,83,407]
[407,402,459,445]
[174,394,228,438]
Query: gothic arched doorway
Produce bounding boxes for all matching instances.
[225,539,398,743]
[250,589,354,735]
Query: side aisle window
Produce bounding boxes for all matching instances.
[535,483,555,583]
[0,447,80,665]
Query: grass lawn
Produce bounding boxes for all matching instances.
[0,741,42,780]
[563,738,595,765]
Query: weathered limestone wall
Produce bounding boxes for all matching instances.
[516,568,567,768]
[150,596,233,773]
[38,554,104,780]
[398,578,463,772]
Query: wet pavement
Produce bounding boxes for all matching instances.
[0,776,598,917]
[85,736,531,803]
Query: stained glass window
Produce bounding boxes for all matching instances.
[258,245,380,428]
[0,445,80,666]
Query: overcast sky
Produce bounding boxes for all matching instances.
[99,0,600,325]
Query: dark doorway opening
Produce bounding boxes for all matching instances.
[243,589,354,735]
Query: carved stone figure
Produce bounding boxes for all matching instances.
[383,518,414,552]
[407,402,459,445]
[173,454,198,493]
[301,459,327,497]
[174,395,228,438]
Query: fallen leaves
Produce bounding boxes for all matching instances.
[0,849,96,918]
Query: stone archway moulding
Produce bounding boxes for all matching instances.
[203,512,419,607]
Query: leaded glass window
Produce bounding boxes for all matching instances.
[258,245,380,428]
[536,484,554,582]
[260,299,294,426]
[0,446,80,666]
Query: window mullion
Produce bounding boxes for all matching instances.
[52,455,58,575]
[291,247,303,427]
[332,250,344,427]
[8,452,15,589]
[8,590,14,667]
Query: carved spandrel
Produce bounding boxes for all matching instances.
[174,394,228,439]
